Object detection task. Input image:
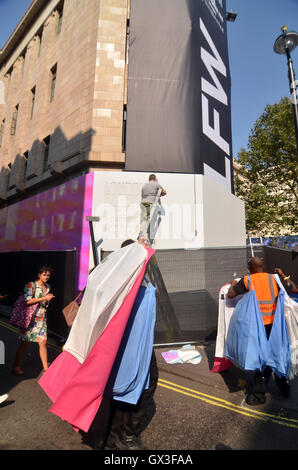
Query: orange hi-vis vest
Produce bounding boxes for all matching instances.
[244,273,279,326]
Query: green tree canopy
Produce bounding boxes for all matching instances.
[235,97,298,236]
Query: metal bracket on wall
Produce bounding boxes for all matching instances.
[86,216,100,267]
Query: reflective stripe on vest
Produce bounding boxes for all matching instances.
[244,273,278,316]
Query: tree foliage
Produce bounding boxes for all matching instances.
[235,97,298,236]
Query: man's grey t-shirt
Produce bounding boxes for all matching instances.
[141,181,163,204]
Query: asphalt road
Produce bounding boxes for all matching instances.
[1,319,298,451]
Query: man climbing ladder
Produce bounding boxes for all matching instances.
[139,174,166,241]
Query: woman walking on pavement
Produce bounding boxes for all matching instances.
[12,266,55,376]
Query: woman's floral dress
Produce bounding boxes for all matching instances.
[20,282,50,343]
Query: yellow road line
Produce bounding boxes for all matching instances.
[158,381,267,423]
[0,319,19,335]
[159,378,298,424]
[0,319,62,353]
[158,379,298,429]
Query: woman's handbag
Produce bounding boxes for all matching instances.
[10,283,38,330]
[62,290,84,327]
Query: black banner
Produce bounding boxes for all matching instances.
[126,0,233,191]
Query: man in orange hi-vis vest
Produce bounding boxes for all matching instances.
[228,257,290,406]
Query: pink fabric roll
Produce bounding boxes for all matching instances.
[38,350,80,403]
[39,247,154,433]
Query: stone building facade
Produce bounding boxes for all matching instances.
[0,0,248,343]
[0,0,129,203]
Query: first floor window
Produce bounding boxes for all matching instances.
[50,64,57,102]
[122,104,127,152]
[43,136,50,172]
[10,105,19,135]
[31,86,36,119]
[0,119,5,148]
[24,151,28,177]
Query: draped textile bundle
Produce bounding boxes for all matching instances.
[105,283,157,405]
[274,275,298,380]
[39,243,155,432]
[211,283,241,373]
[224,275,291,378]
[64,242,149,363]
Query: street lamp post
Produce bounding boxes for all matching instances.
[226,10,237,22]
[274,26,298,151]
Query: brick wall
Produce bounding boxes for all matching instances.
[0,0,129,203]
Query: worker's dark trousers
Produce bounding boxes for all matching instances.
[253,324,288,391]
[105,350,159,445]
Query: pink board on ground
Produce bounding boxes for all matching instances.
[211,357,233,373]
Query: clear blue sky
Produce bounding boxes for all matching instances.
[1,0,298,158]
[226,0,298,157]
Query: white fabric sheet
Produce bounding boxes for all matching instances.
[215,282,242,358]
[274,274,298,380]
[64,242,147,363]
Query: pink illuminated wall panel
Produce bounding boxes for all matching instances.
[0,173,94,291]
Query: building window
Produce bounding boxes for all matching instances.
[37,29,43,57]
[43,136,50,172]
[50,64,57,102]
[122,104,127,153]
[125,19,130,65]
[10,105,19,135]
[5,67,12,88]
[56,1,64,34]
[21,51,26,76]
[0,119,5,148]
[8,162,14,190]
[30,86,36,119]
[57,10,63,34]
[24,151,28,178]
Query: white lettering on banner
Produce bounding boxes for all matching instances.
[200,18,227,105]
[204,156,231,192]
[202,0,224,32]
[201,94,230,155]
[200,17,231,191]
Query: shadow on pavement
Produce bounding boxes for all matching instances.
[198,341,249,394]
[0,319,61,396]
[0,400,15,409]
[215,443,233,450]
